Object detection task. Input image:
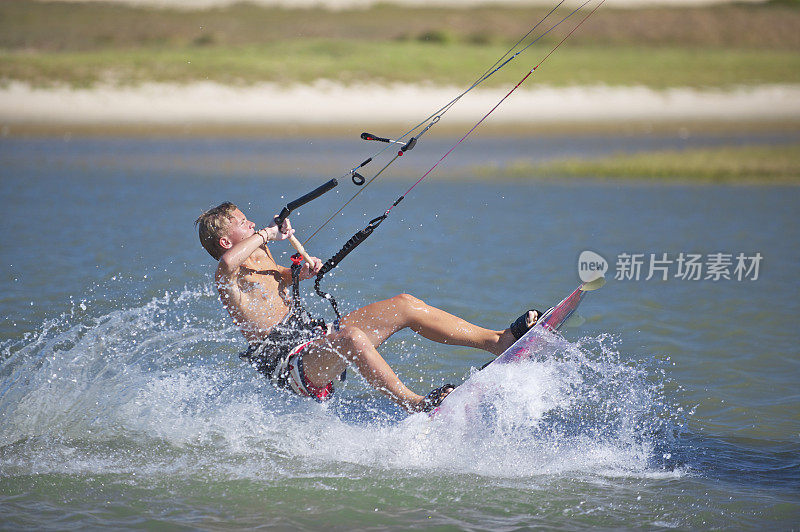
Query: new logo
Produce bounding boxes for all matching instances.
[578,250,608,282]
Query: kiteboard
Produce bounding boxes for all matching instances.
[430,276,605,417]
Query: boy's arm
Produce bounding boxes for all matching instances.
[217,229,271,279]
[297,256,323,281]
[216,220,288,290]
[265,253,323,286]
[214,230,267,308]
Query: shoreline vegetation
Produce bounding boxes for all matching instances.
[3,44,798,89]
[486,143,800,184]
[2,0,800,89]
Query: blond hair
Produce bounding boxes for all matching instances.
[195,202,238,260]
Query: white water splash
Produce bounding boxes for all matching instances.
[0,284,677,481]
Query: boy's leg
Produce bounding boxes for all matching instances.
[298,294,530,412]
[300,326,424,411]
[338,293,518,356]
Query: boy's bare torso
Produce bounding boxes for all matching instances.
[216,246,292,344]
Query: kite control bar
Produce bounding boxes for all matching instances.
[274,178,338,265]
[275,178,338,228]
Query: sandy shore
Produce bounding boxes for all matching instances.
[2,81,799,132]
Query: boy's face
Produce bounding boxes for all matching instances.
[220,208,255,249]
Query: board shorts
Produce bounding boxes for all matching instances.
[272,339,335,401]
[240,319,344,402]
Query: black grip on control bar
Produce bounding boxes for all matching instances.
[275,178,338,227]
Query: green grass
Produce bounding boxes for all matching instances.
[3,41,799,89]
[499,143,800,183]
[3,1,800,50]
[1,0,800,89]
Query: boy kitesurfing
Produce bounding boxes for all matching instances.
[191,0,609,414]
[196,202,541,413]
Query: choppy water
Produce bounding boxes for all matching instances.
[1,134,799,529]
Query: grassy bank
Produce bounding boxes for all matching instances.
[4,42,798,89]
[495,143,800,183]
[2,1,800,88]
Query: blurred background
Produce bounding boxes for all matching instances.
[2,0,799,133]
[2,0,799,179]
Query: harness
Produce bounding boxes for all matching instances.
[239,255,329,386]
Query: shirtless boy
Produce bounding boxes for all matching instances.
[195,202,541,413]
